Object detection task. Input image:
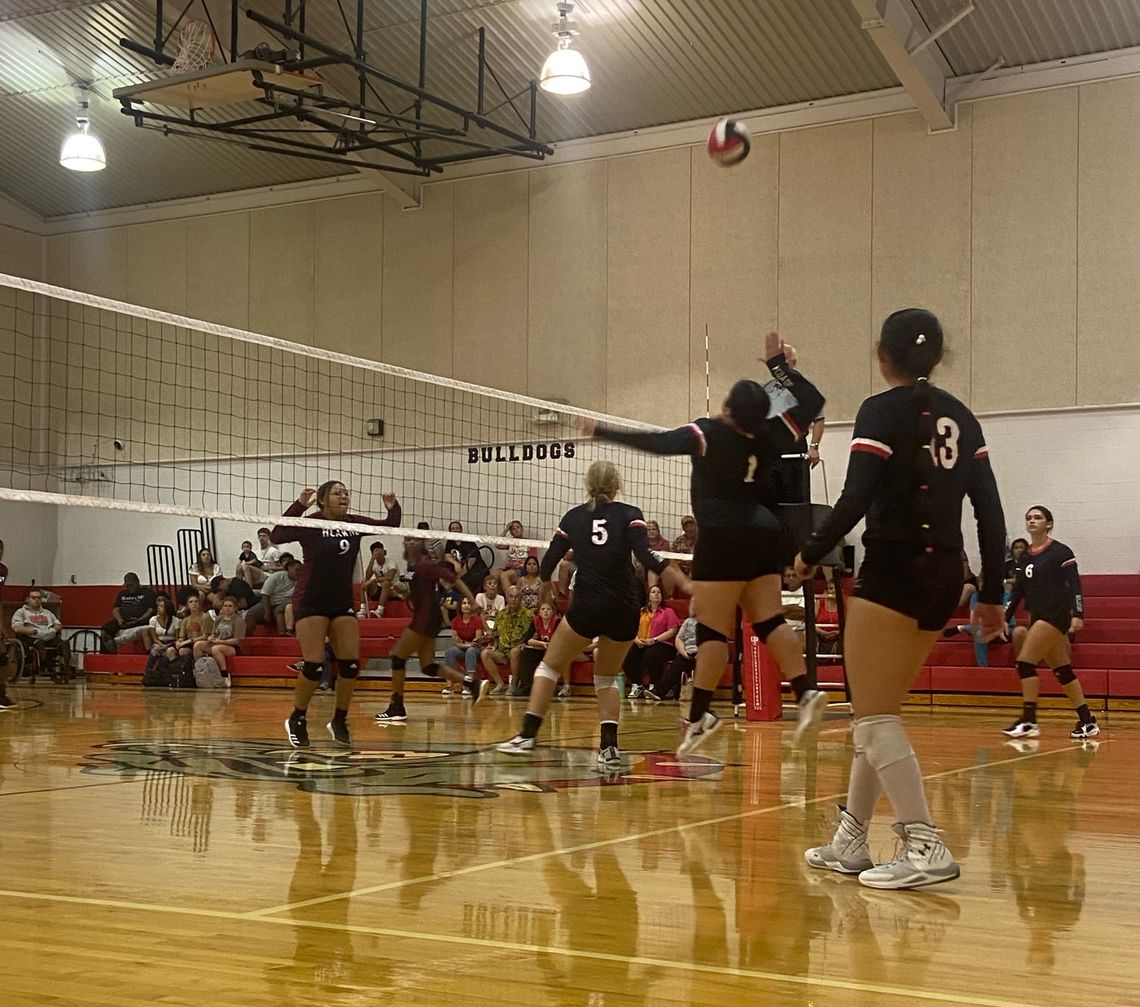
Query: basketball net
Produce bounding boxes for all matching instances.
[172,19,217,73]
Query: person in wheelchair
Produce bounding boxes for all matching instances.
[11,588,71,681]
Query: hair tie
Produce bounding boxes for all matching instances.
[916,333,927,345]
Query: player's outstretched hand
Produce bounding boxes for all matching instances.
[972,602,1005,643]
[764,331,784,360]
[792,553,814,582]
[297,487,317,508]
[576,416,596,438]
[382,491,398,510]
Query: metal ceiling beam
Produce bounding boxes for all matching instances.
[852,0,955,131]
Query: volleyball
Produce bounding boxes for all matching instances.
[707,118,751,166]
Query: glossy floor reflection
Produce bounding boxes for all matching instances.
[1,685,1136,1006]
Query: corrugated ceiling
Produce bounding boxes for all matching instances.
[0,0,1137,219]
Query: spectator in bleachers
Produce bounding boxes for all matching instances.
[514,601,562,696]
[624,585,680,699]
[444,596,487,684]
[481,584,532,695]
[141,594,179,654]
[11,588,70,676]
[650,600,698,702]
[671,515,698,577]
[495,519,538,590]
[518,555,543,612]
[170,592,212,661]
[645,520,670,553]
[238,528,282,587]
[245,556,299,634]
[475,574,506,617]
[100,573,157,654]
[959,551,979,609]
[209,574,257,613]
[194,595,245,686]
[1005,538,1029,591]
[416,522,445,562]
[445,520,490,595]
[439,582,462,626]
[362,541,397,616]
[0,540,12,709]
[189,548,218,587]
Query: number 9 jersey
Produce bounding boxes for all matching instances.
[539,501,669,642]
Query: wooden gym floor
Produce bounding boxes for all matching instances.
[1,686,1137,1006]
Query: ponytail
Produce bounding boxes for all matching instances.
[585,460,621,511]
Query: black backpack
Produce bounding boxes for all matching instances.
[167,654,197,689]
[142,653,172,687]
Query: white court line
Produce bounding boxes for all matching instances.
[0,887,1045,1007]
[247,739,1103,916]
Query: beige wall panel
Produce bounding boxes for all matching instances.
[972,89,1077,411]
[126,220,188,315]
[527,160,608,412]
[872,108,973,401]
[45,234,69,287]
[1077,78,1140,406]
[382,183,454,376]
[314,194,383,359]
[607,148,690,425]
[69,228,127,300]
[778,121,873,422]
[187,212,249,330]
[689,135,779,418]
[0,225,42,281]
[453,173,529,394]
[249,203,315,346]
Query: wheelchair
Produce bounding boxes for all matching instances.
[7,635,74,685]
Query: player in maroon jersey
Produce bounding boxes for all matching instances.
[272,481,401,748]
[375,537,483,724]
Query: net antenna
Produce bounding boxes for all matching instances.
[704,323,711,419]
[172,18,218,73]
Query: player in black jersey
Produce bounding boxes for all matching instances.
[794,308,1007,891]
[1003,505,1097,740]
[584,332,826,756]
[497,460,686,767]
[271,481,402,749]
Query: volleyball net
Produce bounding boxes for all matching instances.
[0,274,694,575]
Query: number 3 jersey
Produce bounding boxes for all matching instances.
[800,385,1006,604]
[540,501,668,609]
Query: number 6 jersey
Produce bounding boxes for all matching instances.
[800,385,1006,604]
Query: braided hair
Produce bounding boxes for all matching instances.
[880,308,944,553]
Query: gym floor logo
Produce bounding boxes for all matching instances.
[80,739,723,798]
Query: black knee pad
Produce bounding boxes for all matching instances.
[421,662,441,679]
[751,615,787,642]
[1016,660,1039,681]
[336,659,360,680]
[391,656,407,671]
[1053,664,1076,685]
[300,660,324,682]
[695,622,727,647]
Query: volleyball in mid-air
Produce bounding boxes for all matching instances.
[707,118,751,166]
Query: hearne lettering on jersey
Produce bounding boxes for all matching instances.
[467,443,577,464]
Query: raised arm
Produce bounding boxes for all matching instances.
[763,352,826,453]
[589,421,705,457]
[352,491,402,528]
[270,499,308,545]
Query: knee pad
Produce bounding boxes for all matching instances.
[335,659,360,680]
[695,622,727,647]
[300,660,324,682]
[391,656,407,671]
[593,675,619,691]
[421,662,441,679]
[751,615,787,642]
[1053,664,1076,685]
[535,662,559,684]
[1016,660,1039,681]
[852,715,913,772]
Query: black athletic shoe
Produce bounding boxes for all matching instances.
[375,701,408,724]
[285,712,310,748]
[326,719,351,747]
[0,692,15,711]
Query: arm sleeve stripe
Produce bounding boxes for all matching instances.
[973,445,989,459]
[686,423,707,456]
[628,519,647,528]
[1061,558,1078,567]
[851,437,892,458]
[780,413,803,439]
[555,528,569,539]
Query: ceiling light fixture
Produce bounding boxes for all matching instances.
[60,90,106,172]
[540,2,590,95]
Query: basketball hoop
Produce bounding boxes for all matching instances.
[172,19,217,73]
